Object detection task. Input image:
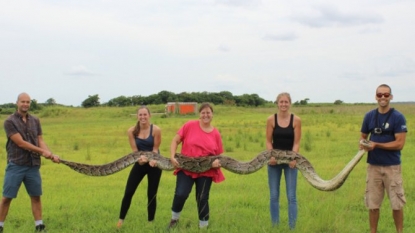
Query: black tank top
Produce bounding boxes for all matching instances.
[272,114,294,150]
[135,124,155,151]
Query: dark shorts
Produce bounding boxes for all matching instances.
[365,164,406,210]
[2,162,42,198]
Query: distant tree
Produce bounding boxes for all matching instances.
[299,98,310,105]
[219,91,234,101]
[177,92,195,102]
[81,94,100,108]
[0,103,16,109]
[209,93,224,105]
[69,91,271,107]
[146,94,163,105]
[249,94,266,106]
[131,95,146,105]
[107,96,131,107]
[293,98,310,106]
[234,94,250,106]
[45,98,56,105]
[334,99,343,105]
[30,99,42,110]
[157,90,177,103]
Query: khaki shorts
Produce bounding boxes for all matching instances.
[365,164,406,210]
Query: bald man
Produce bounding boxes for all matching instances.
[0,93,60,232]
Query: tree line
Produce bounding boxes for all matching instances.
[0,91,322,113]
[0,91,272,112]
[81,91,270,108]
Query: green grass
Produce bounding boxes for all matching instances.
[0,104,414,232]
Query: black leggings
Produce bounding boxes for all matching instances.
[119,163,162,221]
[171,171,213,221]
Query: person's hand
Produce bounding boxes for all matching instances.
[360,139,375,151]
[268,157,277,166]
[170,157,179,168]
[42,150,53,159]
[149,160,158,167]
[212,159,221,168]
[138,155,148,165]
[51,155,60,163]
[288,160,296,169]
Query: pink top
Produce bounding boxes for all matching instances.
[173,120,225,183]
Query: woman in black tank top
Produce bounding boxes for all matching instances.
[117,106,162,228]
[265,92,302,230]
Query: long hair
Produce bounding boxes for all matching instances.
[132,106,151,137]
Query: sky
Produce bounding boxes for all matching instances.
[1,0,414,106]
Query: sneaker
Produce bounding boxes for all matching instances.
[167,219,179,229]
[35,224,46,232]
[199,224,209,229]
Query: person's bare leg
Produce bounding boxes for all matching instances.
[30,196,42,221]
[393,209,403,233]
[0,197,12,222]
[369,209,380,233]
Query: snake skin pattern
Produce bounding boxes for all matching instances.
[60,140,369,191]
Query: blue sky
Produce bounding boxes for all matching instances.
[1,0,414,106]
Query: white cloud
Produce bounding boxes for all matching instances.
[291,5,384,28]
[262,32,298,41]
[65,66,96,76]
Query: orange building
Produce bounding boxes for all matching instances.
[165,102,198,115]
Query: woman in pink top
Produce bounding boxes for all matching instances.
[167,103,224,229]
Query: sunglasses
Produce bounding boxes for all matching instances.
[376,93,391,98]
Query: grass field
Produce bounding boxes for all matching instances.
[0,103,413,233]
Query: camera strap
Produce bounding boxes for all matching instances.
[375,108,394,129]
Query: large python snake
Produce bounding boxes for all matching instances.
[58,140,369,191]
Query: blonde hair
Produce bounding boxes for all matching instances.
[275,92,292,104]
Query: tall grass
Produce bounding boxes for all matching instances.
[0,104,414,232]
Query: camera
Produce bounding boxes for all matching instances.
[373,128,382,134]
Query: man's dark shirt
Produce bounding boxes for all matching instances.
[4,112,42,166]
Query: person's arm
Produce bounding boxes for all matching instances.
[265,115,274,150]
[152,125,161,153]
[359,133,369,150]
[149,125,161,167]
[127,126,138,152]
[289,115,301,169]
[363,133,406,151]
[170,134,181,167]
[211,130,223,168]
[9,133,53,159]
[292,115,301,153]
[38,135,60,163]
[360,133,369,140]
[265,115,278,165]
